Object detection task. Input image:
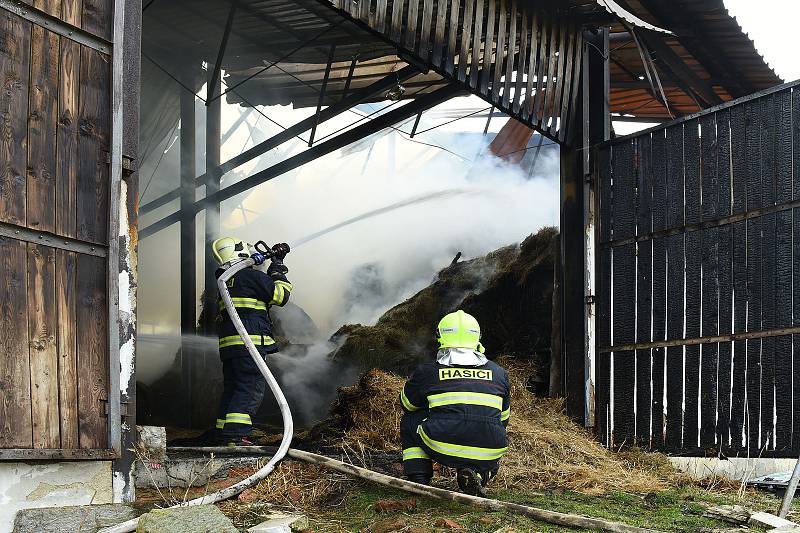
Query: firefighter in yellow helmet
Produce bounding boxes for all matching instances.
[208,237,292,446]
[399,310,510,496]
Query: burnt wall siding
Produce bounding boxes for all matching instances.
[596,80,800,456]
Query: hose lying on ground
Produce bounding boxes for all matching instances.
[167,445,666,533]
[99,258,294,533]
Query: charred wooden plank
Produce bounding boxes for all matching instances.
[468,0,484,88]
[418,0,434,61]
[636,135,652,446]
[684,229,701,449]
[759,94,777,449]
[479,0,495,96]
[793,86,800,450]
[665,124,685,451]
[390,0,405,44]
[561,28,582,144]
[716,109,733,448]
[431,0,448,68]
[554,22,576,138]
[0,237,31,447]
[456,0,474,83]
[56,37,79,237]
[540,15,559,131]
[405,0,420,53]
[76,253,108,448]
[77,48,110,245]
[650,129,667,449]
[490,0,506,102]
[0,14,31,226]
[699,114,718,448]
[521,9,538,122]
[500,0,517,109]
[511,7,528,115]
[531,10,549,129]
[28,243,59,448]
[596,146,612,446]
[27,26,59,234]
[375,0,388,33]
[56,248,79,448]
[547,14,566,136]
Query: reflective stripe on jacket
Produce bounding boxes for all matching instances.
[215,266,292,359]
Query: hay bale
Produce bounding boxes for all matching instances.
[320,359,683,495]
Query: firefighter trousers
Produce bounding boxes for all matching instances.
[217,355,267,437]
[400,410,500,480]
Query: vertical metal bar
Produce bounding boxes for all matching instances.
[180,76,197,428]
[309,45,336,147]
[207,0,237,105]
[483,106,494,135]
[107,0,126,458]
[410,111,423,137]
[341,55,358,100]
[203,71,222,336]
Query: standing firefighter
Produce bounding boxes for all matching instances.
[212,237,292,445]
[400,310,510,496]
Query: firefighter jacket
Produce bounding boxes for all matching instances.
[215,265,292,359]
[400,359,511,465]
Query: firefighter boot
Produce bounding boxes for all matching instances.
[456,468,487,497]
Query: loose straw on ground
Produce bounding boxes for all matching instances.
[170,446,665,533]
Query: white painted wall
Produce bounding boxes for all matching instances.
[0,462,113,533]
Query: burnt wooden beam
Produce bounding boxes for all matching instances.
[308,45,336,147]
[206,0,237,105]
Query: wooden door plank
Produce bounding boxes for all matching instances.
[0,237,32,447]
[443,0,459,75]
[596,146,612,446]
[547,15,566,136]
[56,37,80,238]
[683,120,701,449]
[664,124,685,451]
[62,0,81,26]
[500,0,517,109]
[27,26,59,234]
[650,129,667,449]
[431,0,448,68]
[28,243,59,448]
[0,14,31,226]
[33,0,61,16]
[418,0,434,61]
[76,253,108,449]
[699,114,719,448]
[479,0,495,96]
[715,109,733,449]
[468,0,484,89]
[774,90,793,450]
[77,48,110,245]
[490,0,506,102]
[636,135,653,446]
[456,0,475,83]
[82,0,113,41]
[511,8,527,115]
[56,249,79,448]
[612,140,636,445]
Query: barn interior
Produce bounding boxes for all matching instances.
[132,0,781,436]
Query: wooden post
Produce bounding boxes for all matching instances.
[180,72,197,427]
[558,28,609,424]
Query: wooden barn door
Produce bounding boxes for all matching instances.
[595,80,800,457]
[0,0,117,457]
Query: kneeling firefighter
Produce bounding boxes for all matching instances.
[400,310,510,496]
[212,236,293,445]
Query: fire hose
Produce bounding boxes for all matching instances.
[99,247,294,533]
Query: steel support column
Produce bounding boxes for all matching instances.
[203,73,222,335]
[179,77,197,426]
[559,28,609,425]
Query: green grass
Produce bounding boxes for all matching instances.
[294,482,784,532]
